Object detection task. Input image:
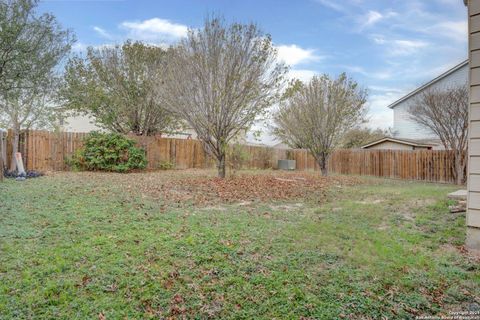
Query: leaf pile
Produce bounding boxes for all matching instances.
[167,173,360,204]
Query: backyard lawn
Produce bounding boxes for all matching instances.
[0,170,478,319]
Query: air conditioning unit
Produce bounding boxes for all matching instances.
[278,159,296,170]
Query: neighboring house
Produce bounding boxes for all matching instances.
[164,128,200,140]
[272,142,290,149]
[61,114,248,143]
[60,114,102,133]
[167,128,248,144]
[388,60,468,140]
[361,137,438,150]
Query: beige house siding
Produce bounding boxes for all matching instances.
[62,114,103,133]
[467,0,480,250]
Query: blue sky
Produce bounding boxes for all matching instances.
[39,0,468,144]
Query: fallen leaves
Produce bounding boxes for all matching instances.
[49,170,361,206]
[167,172,360,205]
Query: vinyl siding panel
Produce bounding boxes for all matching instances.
[392,63,468,140]
[471,104,480,120]
[470,175,480,192]
[471,33,480,50]
[467,209,480,228]
[471,0,480,16]
[468,192,480,210]
[470,157,480,174]
[471,121,480,138]
[472,68,480,85]
[471,14,480,33]
[472,51,480,67]
[470,139,480,156]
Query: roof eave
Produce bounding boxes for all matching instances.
[361,137,435,149]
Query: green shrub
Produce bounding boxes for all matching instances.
[65,149,85,172]
[68,132,147,172]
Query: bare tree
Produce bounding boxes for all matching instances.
[161,16,286,178]
[273,74,367,176]
[62,41,179,136]
[408,85,468,185]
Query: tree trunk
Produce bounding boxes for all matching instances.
[320,162,328,176]
[10,126,20,172]
[316,153,329,176]
[454,151,465,185]
[217,154,226,178]
[0,150,3,182]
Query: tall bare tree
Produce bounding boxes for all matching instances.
[408,85,468,185]
[161,17,286,178]
[0,0,74,171]
[62,41,178,136]
[273,74,367,176]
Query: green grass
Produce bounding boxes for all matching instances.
[0,172,478,319]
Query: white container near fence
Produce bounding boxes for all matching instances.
[278,159,296,170]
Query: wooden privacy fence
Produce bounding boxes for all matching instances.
[328,149,458,183]
[0,129,459,183]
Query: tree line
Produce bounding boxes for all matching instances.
[0,0,468,182]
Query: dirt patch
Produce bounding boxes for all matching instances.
[355,199,384,205]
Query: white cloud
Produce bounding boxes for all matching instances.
[369,85,404,93]
[371,36,429,56]
[287,69,317,82]
[366,91,406,129]
[366,109,394,130]
[430,21,467,42]
[72,42,88,52]
[276,44,321,67]
[372,35,386,44]
[390,39,428,56]
[93,26,114,40]
[364,11,383,26]
[358,10,397,30]
[71,42,116,53]
[342,65,393,80]
[120,18,188,42]
[315,0,346,12]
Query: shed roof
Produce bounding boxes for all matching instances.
[361,137,437,149]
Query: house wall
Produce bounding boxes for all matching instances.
[392,63,468,140]
[63,115,249,144]
[467,0,480,250]
[62,114,103,133]
[166,128,248,144]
